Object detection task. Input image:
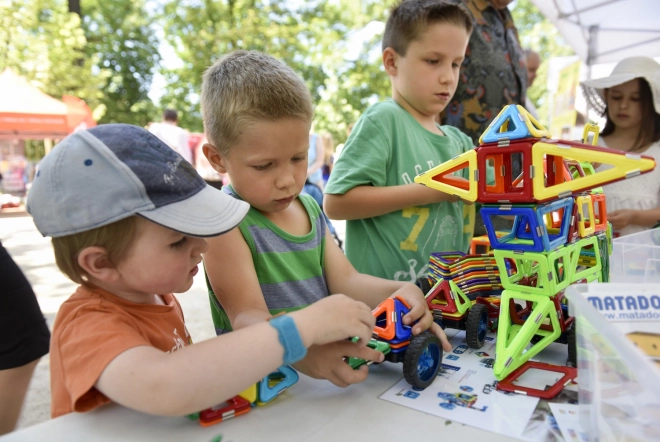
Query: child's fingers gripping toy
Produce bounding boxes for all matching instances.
[413,105,656,400]
[347,296,443,390]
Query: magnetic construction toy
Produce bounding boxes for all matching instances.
[414,105,656,399]
[417,251,511,349]
[186,105,657,425]
[187,296,446,426]
[186,365,298,426]
[348,295,444,389]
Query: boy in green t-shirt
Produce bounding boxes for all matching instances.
[325,0,489,282]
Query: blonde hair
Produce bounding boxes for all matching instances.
[201,51,314,156]
[52,216,138,284]
[322,133,335,164]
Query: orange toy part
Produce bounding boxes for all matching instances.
[372,298,397,340]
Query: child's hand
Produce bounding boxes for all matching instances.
[391,284,452,352]
[288,294,383,387]
[607,209,634,230]
[292,342,385,387]
[418,184,460,203]
[413,181,472,205]
[290,294,375,347]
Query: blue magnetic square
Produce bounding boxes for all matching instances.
[535,197,573,251]
[481,205,544,252]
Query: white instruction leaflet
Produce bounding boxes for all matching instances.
[548,403,588,442]
[380,330,576,441]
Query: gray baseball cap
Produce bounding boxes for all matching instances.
[27,124,249,238]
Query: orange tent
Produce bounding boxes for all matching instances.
[0,68,95,140]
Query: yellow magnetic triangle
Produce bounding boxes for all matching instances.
[532,141,656,201]
[414,150,477,201]
[516,105,551,139]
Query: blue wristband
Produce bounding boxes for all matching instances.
[269,315,307,365]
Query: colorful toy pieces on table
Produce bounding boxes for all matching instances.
[186,365,299,426]
[414,104,656,400]
[189,296,445,427]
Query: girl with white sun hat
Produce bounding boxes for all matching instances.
[580,56,660,237]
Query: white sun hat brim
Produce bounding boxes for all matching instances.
[580,56,660,115]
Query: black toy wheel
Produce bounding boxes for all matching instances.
[415,277,432,295]
[567,323,577,367]
[466,304,488,349]
[432,310,445,329]
[403,331,443,389]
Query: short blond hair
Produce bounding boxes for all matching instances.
[201,50,314,156]
[52,216,138,284]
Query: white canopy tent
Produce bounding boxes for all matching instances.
[530,0,660,77]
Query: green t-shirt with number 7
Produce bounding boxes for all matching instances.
[325,99,492,282]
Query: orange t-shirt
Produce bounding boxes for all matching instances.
[49,285,191,418]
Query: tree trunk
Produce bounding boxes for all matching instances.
[68,0,81,16]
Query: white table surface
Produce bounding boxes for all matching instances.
[2,362,518,442]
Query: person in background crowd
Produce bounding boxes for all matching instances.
[524,48,541,119]
[195,135,226,190]
[443,0,526,237]
[581,56,660,237]
[148,109,192,163]
[321,133,335,185]
[307,130,325,190]
[334,123,354,160]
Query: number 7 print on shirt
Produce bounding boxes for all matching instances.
[399,206,429,252]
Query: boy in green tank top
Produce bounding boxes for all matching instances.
[200,51,452,388]
[325,0,493,282]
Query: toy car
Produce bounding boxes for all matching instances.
[348,296,443,389]
[415,253,525,349]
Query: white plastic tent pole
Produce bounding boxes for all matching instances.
[587,24,598,79]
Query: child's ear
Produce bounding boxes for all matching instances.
[382,47,399,76]
[203,143,228,174]
[77,246,119,283]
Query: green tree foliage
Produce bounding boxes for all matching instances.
[511,0,574,125]
[3,0,575,148]
[80,0,160,126]
[159,0,393,143]
[158,0,575,143]
[0,0,105,112]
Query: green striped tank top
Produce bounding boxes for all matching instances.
[206,187,328,335]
